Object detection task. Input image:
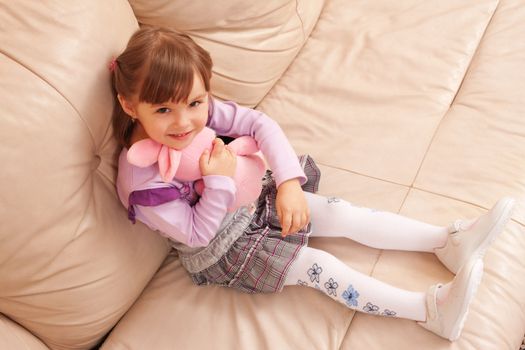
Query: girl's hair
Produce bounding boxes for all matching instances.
[111,26,213,147]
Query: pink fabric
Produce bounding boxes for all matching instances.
[127,127,216,183]
[228,136,259,155]
[125,125,266,211]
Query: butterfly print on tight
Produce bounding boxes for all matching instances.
[381,309,397,317]
[342,284,360,307]
[307,263,323,283]
[363,302,380,314]
[324,278,339,296]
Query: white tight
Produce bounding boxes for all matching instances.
[284,193,450,321]
[304,192,448,251]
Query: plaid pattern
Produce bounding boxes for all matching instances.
[190,155,320,294]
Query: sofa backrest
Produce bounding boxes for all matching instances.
[128,0,324,107]
[0,0,323,349]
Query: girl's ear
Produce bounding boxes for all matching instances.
[117,94,136,117]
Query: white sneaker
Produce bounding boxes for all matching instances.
[435,197,515,273]
[418,257,484,341]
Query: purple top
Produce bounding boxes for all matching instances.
[116,98,306,248]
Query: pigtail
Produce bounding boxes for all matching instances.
[110,58,135,148]
[112,96,135,148]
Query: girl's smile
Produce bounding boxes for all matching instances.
[168,130,193,141]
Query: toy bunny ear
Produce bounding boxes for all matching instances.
[227,136,259,155]
[158,146,182,183]
[127,139,162,167]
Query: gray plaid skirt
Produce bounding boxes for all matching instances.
[185,155,320,294]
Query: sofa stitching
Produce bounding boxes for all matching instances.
[256,0,328,109]
[295,0,307,43]
[448,0,500,107]
[316,162,518,220]
[409,1,500,189]
[316,161,410,188]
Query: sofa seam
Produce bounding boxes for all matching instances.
[0,312,48,349]
[316,162,518,218]
[448,0,499,107]
[409,0,500,189]
[255,0,328,109]
[316,161,410,188]
[0,51,97,150]
[295,0,307,42]
[94,117,118,184]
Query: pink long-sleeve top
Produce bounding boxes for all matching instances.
[116,98,306,248]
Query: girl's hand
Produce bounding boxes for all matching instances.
[276,178,310,237]
[199,138,237,178]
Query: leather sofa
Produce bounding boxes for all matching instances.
[1,0,524,349]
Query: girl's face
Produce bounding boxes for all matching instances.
[120,71,209,150]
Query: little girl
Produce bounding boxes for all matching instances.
[110,26,515,341]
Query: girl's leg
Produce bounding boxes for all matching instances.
[285,246,428,321]
[305,192,448,252]
[305,193,515,274]
[284,246,484,341]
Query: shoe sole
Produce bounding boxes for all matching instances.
[475,197,516,260]
[448,258,484,341]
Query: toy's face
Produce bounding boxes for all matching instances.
[128,72,209,150]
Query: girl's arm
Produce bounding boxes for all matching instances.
[207,98,306,187]
[207,98,309,237]
[135,175,236,248]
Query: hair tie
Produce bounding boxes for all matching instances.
[108,58,117,72]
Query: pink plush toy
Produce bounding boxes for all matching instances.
[127,127,266,211]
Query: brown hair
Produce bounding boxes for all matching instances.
[111,26,213,147]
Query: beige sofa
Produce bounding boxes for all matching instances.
[1,0,524,349]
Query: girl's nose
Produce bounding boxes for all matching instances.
[172,112,190,127]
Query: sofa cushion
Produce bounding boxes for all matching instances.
[127,0,325,107]
[0,1,170,349]
[0,315,49,350]
[259,0,501,187]
[414,0,525,225]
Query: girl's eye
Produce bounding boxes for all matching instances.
[156,107,170,114]
[189,101,201,108]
